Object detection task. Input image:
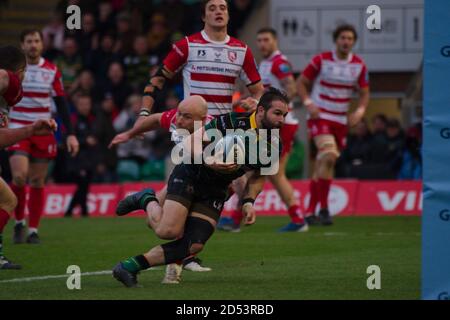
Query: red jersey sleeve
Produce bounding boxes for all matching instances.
[301,54,322,81]
[51,69,66,97]
[2,70,23,106]
[358,63,369,89]
[271,58,294,80]
[160,108,177,130]
[241,46,261,86]
[163,37,189,73]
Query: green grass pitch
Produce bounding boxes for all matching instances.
[0,216,420,300]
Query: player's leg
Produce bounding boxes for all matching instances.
[305,121,320,225]
[27,160,50,243]
[313,134,340,225]
[272,123,308,232]
[143,184,167,229]
[216,173,249,232]
[117,165,192,239]
[113,214,215,287]
[9,151,29,244]
[305,172,320,225]
[24,134,57,243]
[0,177,21,269]
[270,153,308,232]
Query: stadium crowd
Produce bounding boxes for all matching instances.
[0,0,422,185]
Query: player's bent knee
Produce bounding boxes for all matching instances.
[155,225,183,240]
[161,237,190,264]
[12,175,27,187]
[322,152,338,166]
[316,145,339,162]
[160,217,214,264]
[29,177,45,188]
[0,193,17,214]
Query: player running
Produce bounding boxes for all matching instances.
[217,27,307,232]
[110,95,213,281]
[8,30,79,244]
[298,25,370,225]
[125,0,263,278]
[0,45,58,269]
[111,88,287,287]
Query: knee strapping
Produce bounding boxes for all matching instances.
[315,136,339,160]
[161,237,191,264]
[161,217,214,264]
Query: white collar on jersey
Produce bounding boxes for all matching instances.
[332,50,353,63]
[201,30,230,45]
[28,57,45,67]
[268,50,281,60]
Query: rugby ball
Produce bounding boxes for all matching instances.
[213,134,245,165]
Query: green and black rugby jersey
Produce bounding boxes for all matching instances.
[201,111,282,184]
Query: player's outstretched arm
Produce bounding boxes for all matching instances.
[0,69,9,94]
[240,81,264,112]
[0,119,57,148]
[241,171,266,225]
[109,113,163,148]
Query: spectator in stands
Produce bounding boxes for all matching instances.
[123,35,159,91]
[338,119,373,177]
[146,12,172,60]
[385,118,405,177]
[73,12,98,64]
[42,12,65,51]
[228,0,256,36]
[56,0,97,16]
[99,62,133,111]
[113,94,153,181]
[87,32,120,87]
[42,33,62,62]
[65,94,98,217]
[369,113,389,164]
[68,70,99,102]
[54,37,84,91]
[93,93,118,182]
[151,2,184,35]
[399,123,422,180]
[114,11,136,56]
[96,0,117,38]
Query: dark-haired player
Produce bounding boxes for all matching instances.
[111,88,287,287]
[218,27,308,232]
[298,25,370,225]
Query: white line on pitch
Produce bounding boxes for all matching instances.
[0,268,160,284]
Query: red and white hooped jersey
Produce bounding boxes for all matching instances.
[8,57,65,128]
[160,108,214,144]
[302,51,369,125]
[163,30,261,116]
[259,50,298,125]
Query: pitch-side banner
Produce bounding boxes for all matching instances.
[422,0,450,301]
[39,180,422,217]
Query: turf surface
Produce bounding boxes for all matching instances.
[0,216,420,300]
